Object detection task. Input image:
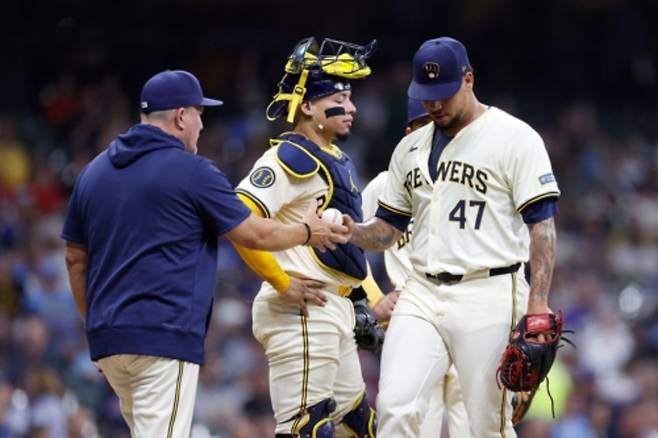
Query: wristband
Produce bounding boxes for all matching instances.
[302,223,312,245]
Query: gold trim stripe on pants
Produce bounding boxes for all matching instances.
[167,361,185,438]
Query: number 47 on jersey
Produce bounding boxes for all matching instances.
[449,200,486,230]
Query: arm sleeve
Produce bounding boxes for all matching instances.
[232,193,291,293]
[521,198,559,224]
[192,159,251,235]
[375,204,411,232]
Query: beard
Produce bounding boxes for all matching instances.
[435,116,458,131]
[434,108,464,133]
[336,131,351,142]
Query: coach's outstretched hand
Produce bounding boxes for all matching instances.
[282,276,328,317]
[303,201,350,251]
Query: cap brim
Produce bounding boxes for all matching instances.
[200,97,223,107]
[407,80,461,101]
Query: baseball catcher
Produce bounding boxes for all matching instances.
[497,312,574,423]
[236,36,381,437]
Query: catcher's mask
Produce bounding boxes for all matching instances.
[266,37,376,123]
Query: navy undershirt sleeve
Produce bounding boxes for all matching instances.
[375,205,411,232]
[521,198,559,224]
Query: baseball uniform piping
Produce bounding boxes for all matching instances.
[166,361,185,438]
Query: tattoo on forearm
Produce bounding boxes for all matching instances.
[528,217,556,304]
[352,218,401,251]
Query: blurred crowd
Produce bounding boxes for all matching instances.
[1,55,657,438]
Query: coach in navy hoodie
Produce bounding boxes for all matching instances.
[61,70,348,437]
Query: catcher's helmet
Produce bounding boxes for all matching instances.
[266,37,376,123]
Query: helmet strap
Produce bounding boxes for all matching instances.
[286,68,310,123]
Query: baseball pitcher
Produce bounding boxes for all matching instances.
[347,37,561,437]
[361,97,470,438]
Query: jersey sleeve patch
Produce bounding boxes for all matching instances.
[275,141,320,178]
[538,173,556,185]
[249,166,276,188]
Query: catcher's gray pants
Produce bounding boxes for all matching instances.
[252,283,366,436]
[377,269,529,438]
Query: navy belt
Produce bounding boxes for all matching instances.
[426,262,522,285]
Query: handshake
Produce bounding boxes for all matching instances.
[304,206,354,252]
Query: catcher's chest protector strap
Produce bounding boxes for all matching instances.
[275,132,368,281]
[275,138,320,178]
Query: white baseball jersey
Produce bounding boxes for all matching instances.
[237,146,361,288]
[379,106,560,275]
[237,142,367,435]
[361,171,413,290]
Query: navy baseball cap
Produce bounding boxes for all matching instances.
[140,70,223,113]
[407,98,429,126]
[266,70,351,120]
[408,37,472,101]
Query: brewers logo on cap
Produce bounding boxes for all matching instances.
[423,62,440,80]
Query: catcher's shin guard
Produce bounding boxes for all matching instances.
[276,398,337,438]
[341,392,377,437]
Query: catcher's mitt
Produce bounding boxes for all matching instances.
[353,299,385,352]
[497,312,573,392]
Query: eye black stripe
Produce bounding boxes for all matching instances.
[324,107,346,118]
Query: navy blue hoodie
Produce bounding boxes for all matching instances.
[62,124,250,364]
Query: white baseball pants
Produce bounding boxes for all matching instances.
[98,354,199,438]
[377,269,528,438]
[252,284,366,436]
[419,364,470,437]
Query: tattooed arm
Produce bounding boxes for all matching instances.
[527,217,557,314]
[345,216,402,251]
